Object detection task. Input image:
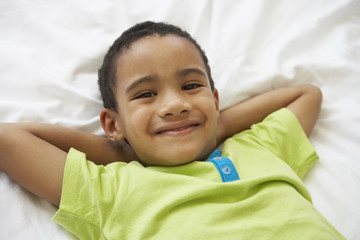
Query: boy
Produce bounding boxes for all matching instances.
[0,22,344,239]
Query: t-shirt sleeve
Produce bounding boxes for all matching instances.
[249,108,319,179]
[53,148,125,240]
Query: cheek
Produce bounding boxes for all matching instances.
[203,97,219,136]
[198,94,219,119]
[121,105,152,138]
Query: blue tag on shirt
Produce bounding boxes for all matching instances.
[206,150,240,183]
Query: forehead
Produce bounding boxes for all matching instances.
[119,34,203,64]
[114,34,207,90]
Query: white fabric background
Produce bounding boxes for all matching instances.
[0,0,359,239]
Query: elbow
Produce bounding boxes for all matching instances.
[0,124,9,170]
[286,84,323,138]
[0,123,9,148]
[307,84,323,111]
[300,84,323,109]
[0,123,23,170]
[310,84,322,100]
[303,84,323,137]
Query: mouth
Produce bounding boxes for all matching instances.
[155,122,200,137]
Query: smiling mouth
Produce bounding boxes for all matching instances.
[156,123,200,137]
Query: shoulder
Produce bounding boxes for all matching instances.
[229,108,300,143]
[256,108,299,131]
[54,148,135,235]
[224,108,318,179]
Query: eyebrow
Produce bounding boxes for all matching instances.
[125,67,207,93]
[176,67,207,78]
[125,75,157,93]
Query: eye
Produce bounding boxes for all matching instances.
[134,90,157,99]
[183,83,202,91]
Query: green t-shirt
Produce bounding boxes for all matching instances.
[53,108,345,239]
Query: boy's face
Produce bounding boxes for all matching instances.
[113,34,219,166]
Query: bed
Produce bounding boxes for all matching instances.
[0,0,359,239]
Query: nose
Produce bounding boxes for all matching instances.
[157,92,192,117]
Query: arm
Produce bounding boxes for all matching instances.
[0,124,66,206]
[0,123,138,206]
[216,84,322,143]
[17,123,138,165]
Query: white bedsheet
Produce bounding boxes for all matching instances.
[0,0,359,239]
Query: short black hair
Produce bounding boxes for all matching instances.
[98,21,214,111]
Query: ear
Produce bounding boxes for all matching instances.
[100,108,125,142]
[213,88,220,113]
